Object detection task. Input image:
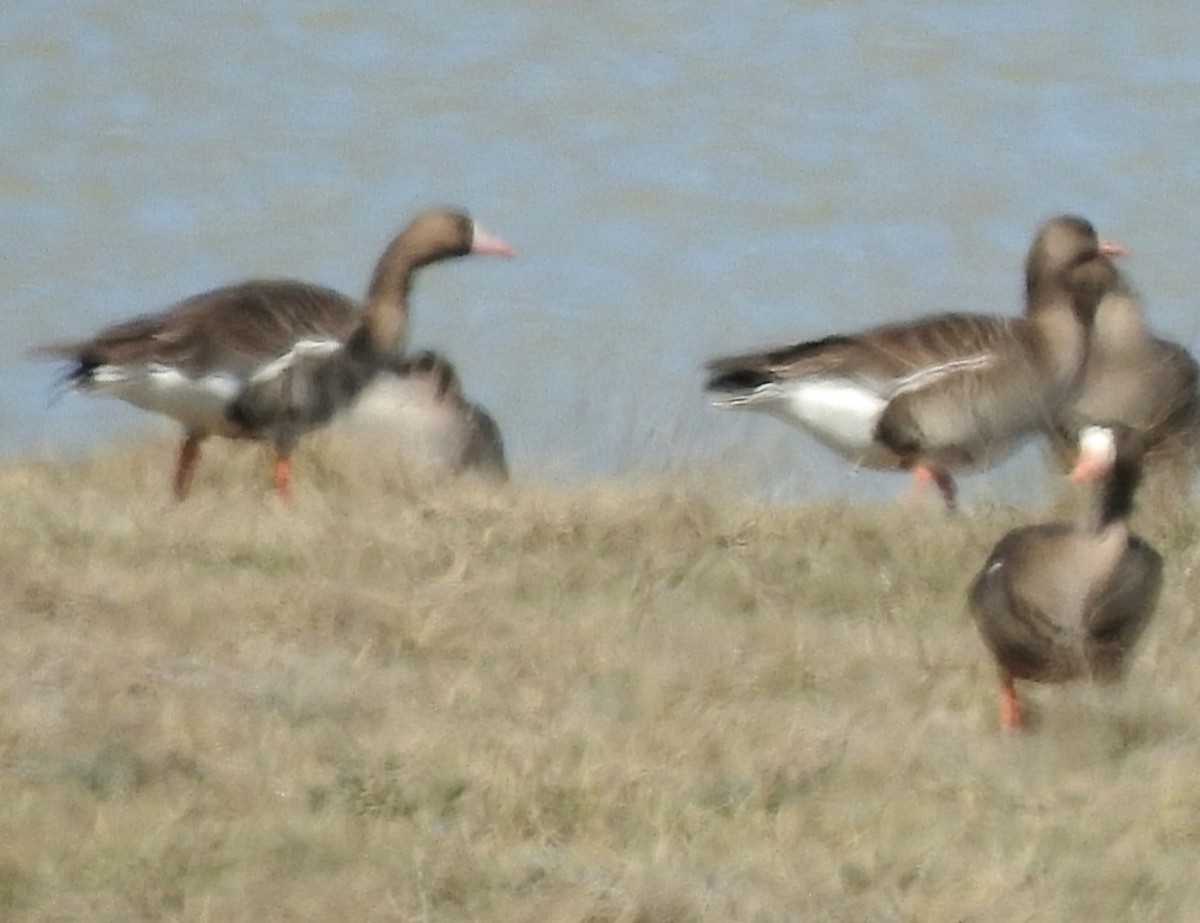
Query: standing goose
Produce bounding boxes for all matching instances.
[338,349,509,482]
[1045,279,1200,493]
[968,425,1163,731]
[34,208,513,500]
[704,216,1122,509]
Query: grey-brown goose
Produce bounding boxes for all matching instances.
[704,216,1122,509]
[34,209,513,500]
[968,425,1162,731]
[1045,278,1200,493]
[338,349,509,482]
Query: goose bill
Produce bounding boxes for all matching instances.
[470,223,515,257]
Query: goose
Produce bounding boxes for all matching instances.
[1045,279,1200,494]
[338,349,509,482]
[34,208,513,500]
[704,216,1123,509]
[968,425,1163,731]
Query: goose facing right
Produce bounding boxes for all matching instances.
[968,425,1163,732]
[34,208,514,500]
[704,216,1122,509]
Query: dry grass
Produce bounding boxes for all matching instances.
[3,433,1200,921]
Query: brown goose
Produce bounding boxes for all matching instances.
[338,349,508,482]
[1046,279,1200,493]
[704,216,1122,509]
[968,425,1163,731]
[34,209,513,500]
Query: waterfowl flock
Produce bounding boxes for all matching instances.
[31,208,1196,732]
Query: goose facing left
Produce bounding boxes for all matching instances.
[33,208,514,500]
[704,216,1122,509]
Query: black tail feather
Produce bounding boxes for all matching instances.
[705,368,776,393]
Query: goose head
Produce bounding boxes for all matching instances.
[1025,215,1123,324]
[360,208,514,354]
[388,208,515,269]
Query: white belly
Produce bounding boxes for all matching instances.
[713,377,890,464]
[774,379,888,460]
[85,363,244,436]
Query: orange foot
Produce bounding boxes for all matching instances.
[273,454,292,501]
[998,674,1023,731]
[910,464,958,512]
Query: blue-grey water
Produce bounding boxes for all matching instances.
[4,2,1199,503]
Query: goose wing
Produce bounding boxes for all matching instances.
[707,313,1015,395]
[872,316,1064,462]
[226,336,378,449]
[37,281,359,380]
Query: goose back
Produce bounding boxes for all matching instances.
[37,281,358,379]
[337,350,508,481]
[37,282,359,438]
[969,522,1160,684]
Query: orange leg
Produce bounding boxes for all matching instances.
[173,434,202,502]
[910,464,958,512]
[272,453,292,500]
[998,670,1023,731]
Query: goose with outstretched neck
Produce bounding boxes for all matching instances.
[968,425,1163,731]
[34,209,514,500]
[704,215,1122,510]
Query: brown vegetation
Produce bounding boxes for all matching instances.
[2,434,1199,921]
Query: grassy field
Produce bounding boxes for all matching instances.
[2,434,1200,922]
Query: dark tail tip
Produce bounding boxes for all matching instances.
[705,368,774,393]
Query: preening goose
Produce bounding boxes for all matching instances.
[704,216,1122,509]
[34,209,513,500]
[338,349,508,482]
[968,425,1163,731]
[1045,279,1200,494]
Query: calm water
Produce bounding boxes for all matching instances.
[4,1,1199,502]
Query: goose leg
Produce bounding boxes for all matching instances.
[930,466,958,511]
[998,669,1023,731]
[173,433,203,502]
[910,464,958,512]
[272,453,292,500]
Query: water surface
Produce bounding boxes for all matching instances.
[5,2,1199,503]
